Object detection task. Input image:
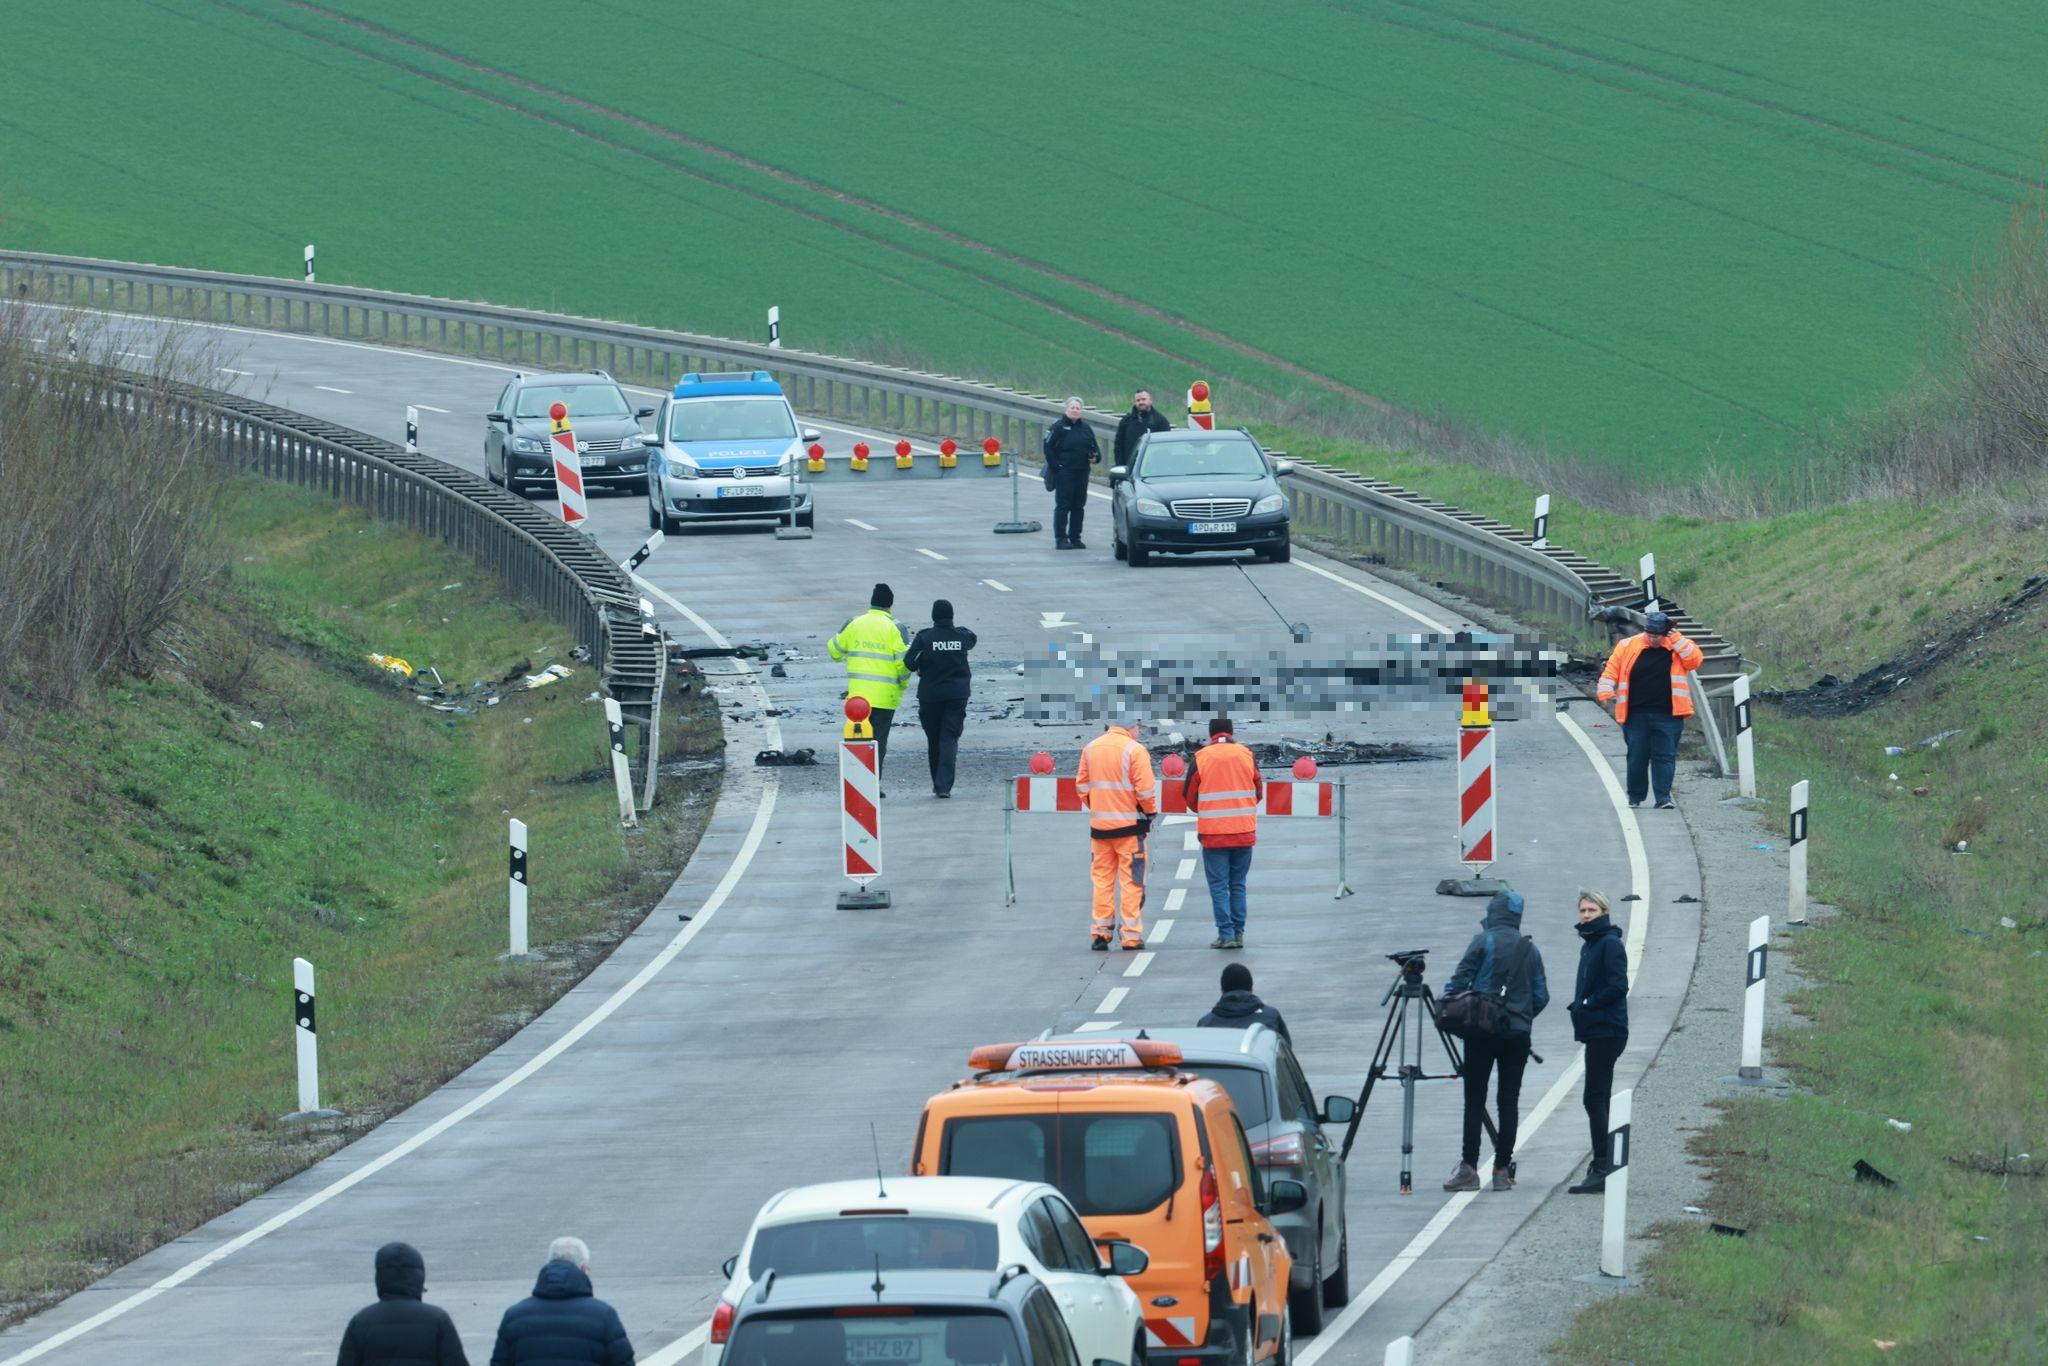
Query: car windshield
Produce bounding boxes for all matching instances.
[725,1309,1022,1366]
[942,1112,1178,1216]
[748,1217,1000,1278]
[514,383,630,419]
[1137,439,1267,478]
[668,397,797,442]
[1185,1064,1272,1128]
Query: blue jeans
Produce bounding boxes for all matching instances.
[1202,845,1253,939]
[1622,713,1685,805]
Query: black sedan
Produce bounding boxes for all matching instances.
[1109,428,1294,566]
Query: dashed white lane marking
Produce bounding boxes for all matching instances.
[1123,952,1154,979]
[1163,888,1187,913]
[1148,919,1174,945]
[314,384,352,394]
[916,547,947,560]
[1,575,782,1366]
[117,349,153,361]
[844,518,877,531]
[981,579,1012,592]
[1095,986,1129,1015]
[1074,1020,1122,1033]
[1174,857,1197,882]
[413,403,450,414]
[1183,831,1200,850]
[216,366,252,376]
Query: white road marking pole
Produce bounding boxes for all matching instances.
[767,305,781,348]
[1532,493,1550,549]
[1384,1337,1414,1366]
[547,401,589,532]
[1740,914,1769,1079]
[293,957,320,1114]
[1600,1088,1632,1279]
[1733,673,1757,799]
[1639,552,1659,613]
[621,530,664,574]
[404,405,419,454]
[1787,779,1809,925]
[603,698,639,827]
[508,819,530,957]
[303,243,315,284]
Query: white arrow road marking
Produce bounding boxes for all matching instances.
[1095,986,1128,1015]
[1040,611,1069,629]
[981,579,1012,592]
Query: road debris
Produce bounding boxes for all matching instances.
[754,748,818,767]
[1854,1159,1899,1189]
[523,664,574,690]
[368,653,414,677]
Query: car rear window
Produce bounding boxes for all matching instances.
[1185,1064,1271,1129]
[667,396,797,442]
[725,1309,1022,1366]
[1137,439,1265,478]
[514,383,629,418]
[943,1113,1179,1216]
[748,1217,999,1278]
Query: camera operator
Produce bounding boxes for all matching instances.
[1442,889,1548,1192]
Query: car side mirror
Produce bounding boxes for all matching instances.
[635,406,656,419]
[486,411,508,424]
[1099,1240,1149,1278]
[1264,1178,1308,1216]
[720,1254,738,1279]
[1321,1095,1357,1125]
[1273,459,1295,477]
[635,432,661,447]
[801,429,822,444]
[1108,464,1128,485]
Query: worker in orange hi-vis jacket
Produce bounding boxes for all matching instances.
[1075,718,1159,950]
[1595,609,1705,810]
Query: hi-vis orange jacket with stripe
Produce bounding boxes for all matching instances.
[1184,738,1262,847]
[1597,630,1705,723]
[1076,726,1159,836]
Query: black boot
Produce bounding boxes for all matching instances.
[1568,1163,1610,1195]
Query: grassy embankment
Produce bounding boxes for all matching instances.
[0,481,718,1322]
[3,0,2042,475]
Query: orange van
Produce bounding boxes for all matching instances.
[912,1039,1302,1363]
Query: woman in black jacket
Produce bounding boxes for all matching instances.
[1566,888,1629,1194]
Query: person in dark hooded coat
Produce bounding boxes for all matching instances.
[1197,963,1291,1041]
[1441,888,1548,1193]
[336,1241,469,1366]
[490,1238,633,1366]
[1566,888,1630,1194]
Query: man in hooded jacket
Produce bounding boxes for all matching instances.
[1442,889,1548,1193]
[1566,890,1630,1194]
[1197,962,1291,1041]
[490,1238,633,1366]
[336,1241,469,1366]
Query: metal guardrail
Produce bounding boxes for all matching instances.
[75,363,668,807]
[0,249,1741,756]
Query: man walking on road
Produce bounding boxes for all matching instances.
[1595,609,1705,809]
[829,583,910,790]
[1113,389,1171,466]
[489,1236,633,1365]
[1042,396,1102,550]
[1181,715,1262,949]
[336,1241,469,1366]
[1076,717,1158,950]
[905,598,976,798]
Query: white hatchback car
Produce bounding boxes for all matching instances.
[706,1176,1150,1366]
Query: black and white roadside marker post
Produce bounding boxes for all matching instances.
[638,596,659,645]
[303,244,316,285]
[1639,552,1659,613]
[283,956,339,1123]
[1532,493,1550,549]
[501,818,543,963]
[1723,914,1787,1088]
[1733,674,1757,799]
[1786,779,1809,928]
[1577,1088,1635,1286]
[603,698,639,828]
[405,405,419,455]
[767,305,781,349]
[620,531,664,575]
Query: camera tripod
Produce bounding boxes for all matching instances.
[1338,950,1500,1194]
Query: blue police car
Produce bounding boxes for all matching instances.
[641,372,819,531]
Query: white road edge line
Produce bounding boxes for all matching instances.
[844,518,878,532]
[0,582,781,1366]
[1123,952,1155,979]
[1291,558,1464,632]
[216,366,253,376]
[313,384,352,394]
[980,579,1012,593]
[414,403,450,414]
[1095,986,1129,1015]
[916,547,947,560]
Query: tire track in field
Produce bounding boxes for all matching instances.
[205,0,1272,400]
[275,0,1399,413]
[1329,0,2023,208]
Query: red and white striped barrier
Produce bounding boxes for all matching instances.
[1458,682,1497,870]
[547,401,589,531]
[838,698,888,909]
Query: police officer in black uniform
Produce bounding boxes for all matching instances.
[1042,397,1102,550]
[904,599,977,798]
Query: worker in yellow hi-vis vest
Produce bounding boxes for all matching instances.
[828,583,910,794]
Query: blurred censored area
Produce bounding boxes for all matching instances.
[1024,633,1564,723]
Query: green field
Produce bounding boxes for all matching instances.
[0,481,716,1321]
[4,1,2043,472]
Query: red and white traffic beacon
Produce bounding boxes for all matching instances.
[1187,380,1215,430]
[1443,679,1508,897]
[838,696,889,909]
[547,401,589,532]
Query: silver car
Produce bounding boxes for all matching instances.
[484,371,653,496]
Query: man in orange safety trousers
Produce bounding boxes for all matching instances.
[1076,718,1158,950]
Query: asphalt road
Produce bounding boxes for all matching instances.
[0,315,1703,1365]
